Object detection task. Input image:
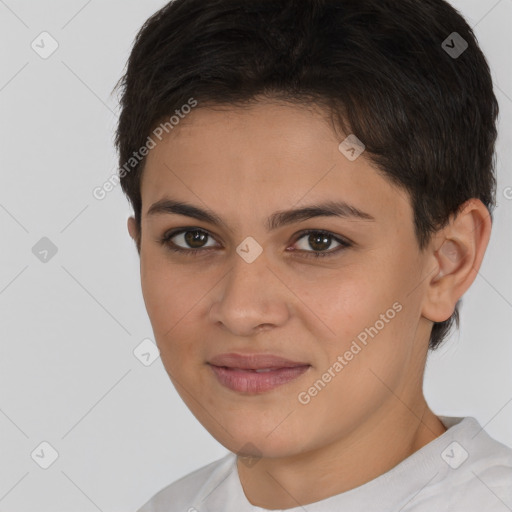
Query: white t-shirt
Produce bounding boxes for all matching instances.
[136,416,512,511]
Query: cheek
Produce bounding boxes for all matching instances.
[295,268,386,341]
[304,262,415,371]
[140,267,174,331]
[140,253,193,343]
[139,254,214,370]
[140,245,197,313]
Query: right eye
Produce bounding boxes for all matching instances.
[160,228,220,256]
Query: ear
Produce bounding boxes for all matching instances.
[421,198,492,323]
[127,216,141,254]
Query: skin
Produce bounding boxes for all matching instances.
[127,99,491,509]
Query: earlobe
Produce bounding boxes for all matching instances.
[421,199,492,323]
[127,216,141,253]
[127,216,137,239]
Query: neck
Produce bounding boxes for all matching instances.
[237,401,447,509]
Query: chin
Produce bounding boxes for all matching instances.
[215,424,304,460]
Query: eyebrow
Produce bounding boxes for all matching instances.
[146,197,376,231]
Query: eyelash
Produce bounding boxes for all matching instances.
[159,228,352,259]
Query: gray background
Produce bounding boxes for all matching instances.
[0,1,511,511]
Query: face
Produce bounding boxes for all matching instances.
[130,100,436,458]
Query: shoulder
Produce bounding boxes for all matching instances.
[426,417,512,511]
[135,452,235,512]
[452,434,512,509]
[441,458,512,511]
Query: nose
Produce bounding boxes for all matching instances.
[208,249,291,337]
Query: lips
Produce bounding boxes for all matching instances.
[208,352,309,370]
[208,353,311,394]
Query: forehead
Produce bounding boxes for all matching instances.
[140,101,411,227]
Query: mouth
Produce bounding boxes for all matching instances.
[207,353,311,394]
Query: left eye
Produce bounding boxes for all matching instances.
[160,228,351,258]
[290,230,352,258]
